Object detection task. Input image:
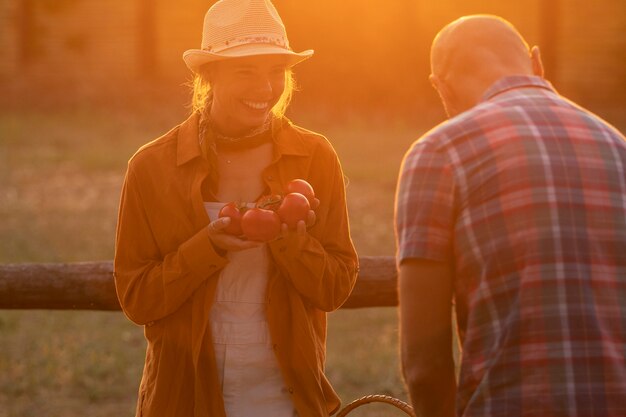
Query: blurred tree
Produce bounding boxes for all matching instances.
[539,0,560,84]
[16,0,80,67]
[17,0,37,66]
[137,0,157,76]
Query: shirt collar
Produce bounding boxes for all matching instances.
[176,112,309,167]
[272,118,310,157]
[176,112,202,167]
[481,75,556,103]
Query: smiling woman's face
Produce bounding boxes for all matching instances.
[208,55,290,136]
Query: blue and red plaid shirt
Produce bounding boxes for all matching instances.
[396,76,626,417]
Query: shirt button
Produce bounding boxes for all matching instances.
[267,175,274,181]
[272,344,278,350]
[288,387,294,394]
[146,321,155,327]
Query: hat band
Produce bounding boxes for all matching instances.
[203,35,290,53]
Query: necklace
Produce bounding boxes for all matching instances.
[199,113,273,163]
[199,113,271,145]
[213,118,271,145]
[213,118,273,164]
[198,108,287,170]
[220,133,272,165]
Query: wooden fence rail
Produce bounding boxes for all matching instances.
[0,256,397,310]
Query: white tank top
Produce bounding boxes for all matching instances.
[204,202,296,417]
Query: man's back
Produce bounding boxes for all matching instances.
[397,75,626,416]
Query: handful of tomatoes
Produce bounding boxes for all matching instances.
[217,179,317,242]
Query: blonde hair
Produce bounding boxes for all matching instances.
[190,65,296,117]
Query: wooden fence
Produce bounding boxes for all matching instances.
[0,256,397,310]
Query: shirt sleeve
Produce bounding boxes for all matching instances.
[113,166,228,325]
[268,148,358,312]
[395,139,456,265]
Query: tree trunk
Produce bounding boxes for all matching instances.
[17,0,37,66]
[540,0,560,83]
[137,0,157,76]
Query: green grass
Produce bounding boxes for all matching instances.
[0,310,142,417]
[2,95,623,416]
[0,103,428,416]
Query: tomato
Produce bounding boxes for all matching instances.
[218,202,244,235]
[241,208,281,241]
[256,194,283,211]
[277,192,310,229]
[285,179,315,205]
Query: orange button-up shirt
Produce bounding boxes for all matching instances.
[114,112,358,417]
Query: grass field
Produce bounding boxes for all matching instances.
[0,100,426,417]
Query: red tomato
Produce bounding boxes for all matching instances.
[241,208,281,241]
[285,179,315,205]
[277,192,310,229]
[218,202,244,236]
[256,194,283,211]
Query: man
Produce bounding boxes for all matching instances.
[395,15,626,417]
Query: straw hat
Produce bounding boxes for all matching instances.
[183,0,314,73]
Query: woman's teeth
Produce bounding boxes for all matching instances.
[243,101,269,110]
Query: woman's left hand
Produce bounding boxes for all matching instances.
[280,207,317,238]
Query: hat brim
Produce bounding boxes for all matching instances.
[183,44,314,73]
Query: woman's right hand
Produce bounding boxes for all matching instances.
[207,217,262,252]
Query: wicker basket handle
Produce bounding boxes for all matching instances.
[336,394,416,417]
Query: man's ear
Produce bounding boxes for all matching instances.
[429,74,448,102]
[530,46,544,78]
[430,74,456,117]
[429,73,438,90]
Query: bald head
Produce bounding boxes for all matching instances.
[430,15,543,116]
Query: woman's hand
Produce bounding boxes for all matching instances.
[207,217,262,252]
[210,197,320,248]
[280,206,317,238]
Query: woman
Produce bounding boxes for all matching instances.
[113,1,358,416]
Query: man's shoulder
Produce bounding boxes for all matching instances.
[409,109,485,153]
[403,101,520,169]
[402,122,455,172]
[415,93,553,148]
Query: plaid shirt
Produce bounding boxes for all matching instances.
[396,76,626,417]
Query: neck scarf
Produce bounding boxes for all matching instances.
[198,100,289,198]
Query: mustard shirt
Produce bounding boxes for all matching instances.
[114,112,358,417]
